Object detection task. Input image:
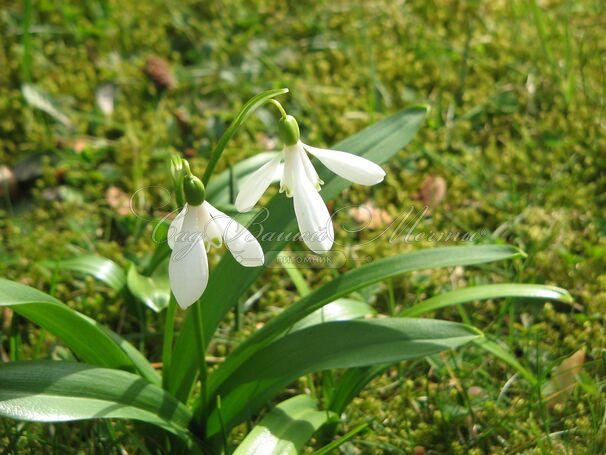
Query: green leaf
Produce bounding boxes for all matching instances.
[233,395,333,455]
[291,298,375,332]
[142,220,171,275]
[201,89,289,185]
[0,279,159,384]
[206,152,280,206]
[0,361,193,442]
[208,245,524,400]
[126,262,170,312]
[41,255,126,292]
[279,252,311,297]
[400,284,572,317]
[206,318,481,436]
[167,105,429,400]
[326,284,570,402]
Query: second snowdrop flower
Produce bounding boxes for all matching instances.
[235,111,386,253]
[169,173,264,309]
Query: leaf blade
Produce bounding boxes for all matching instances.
[0,361,192,441]
[208,245,524,398]
[233,395,332,455]
[41,255,126,292]
[126,263,170,312]
[0,279,159,384]
[290,298,375,332]
[206,318,481,436]
[401,283,572,317]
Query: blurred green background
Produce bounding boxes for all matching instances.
[1,0,605,453]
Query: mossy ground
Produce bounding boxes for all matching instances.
[1,0,605,453]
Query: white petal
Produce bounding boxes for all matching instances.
[235,155,283,212]
[204,202,264,267]
[197,204,223,250]
[303,143,386,186]
[169,206,209,309]
[167,206,187,250]
[273,162,284,180]
[280,145,297,197]
[297,142,323,190]
[291,150,334,253]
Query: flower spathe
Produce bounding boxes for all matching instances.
[235,140,386,254]
[168,201,264,309]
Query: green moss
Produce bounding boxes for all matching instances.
[1,0,605,452]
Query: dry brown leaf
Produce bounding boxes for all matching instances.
[72,137,89,153]
[542,348,585,408]
[349,201,393,229]
[419,175,447,208]
[145,56,175,90]
[0,165,17,198]
[105,186,131,216]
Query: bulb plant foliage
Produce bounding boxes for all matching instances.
[0,89,572,454]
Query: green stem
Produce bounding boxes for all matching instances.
[9,313,21,361]
[192,300,208,424]
[266,99,287,118]
[199,126,235,187]
[200,88,289,186]
[162,295,177,389]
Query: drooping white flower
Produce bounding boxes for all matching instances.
[235,115,385,254]
[168,201,264,309]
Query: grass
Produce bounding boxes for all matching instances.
[1,0,605,453]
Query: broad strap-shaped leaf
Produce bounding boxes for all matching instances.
[325,284,570,419]
[400,283,572,317]
[0,361,193,442]
[207,245,524,399]
[397,283,571,387]
[233,395,334,455]
[205,318,481,437]
[0,279,159,384]
[290,298,375,332]
[167,106,429,400]
[40,255,126,291]
[126,262,170,312]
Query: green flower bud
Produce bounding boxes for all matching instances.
[278,115,300,146]
[183,175,206,206]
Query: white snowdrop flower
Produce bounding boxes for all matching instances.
[168,175,264,309]
[235,114,386,253]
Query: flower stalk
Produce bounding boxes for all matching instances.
[192,299,208,426]
[200,88,289,186]
[161,294,177,389]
